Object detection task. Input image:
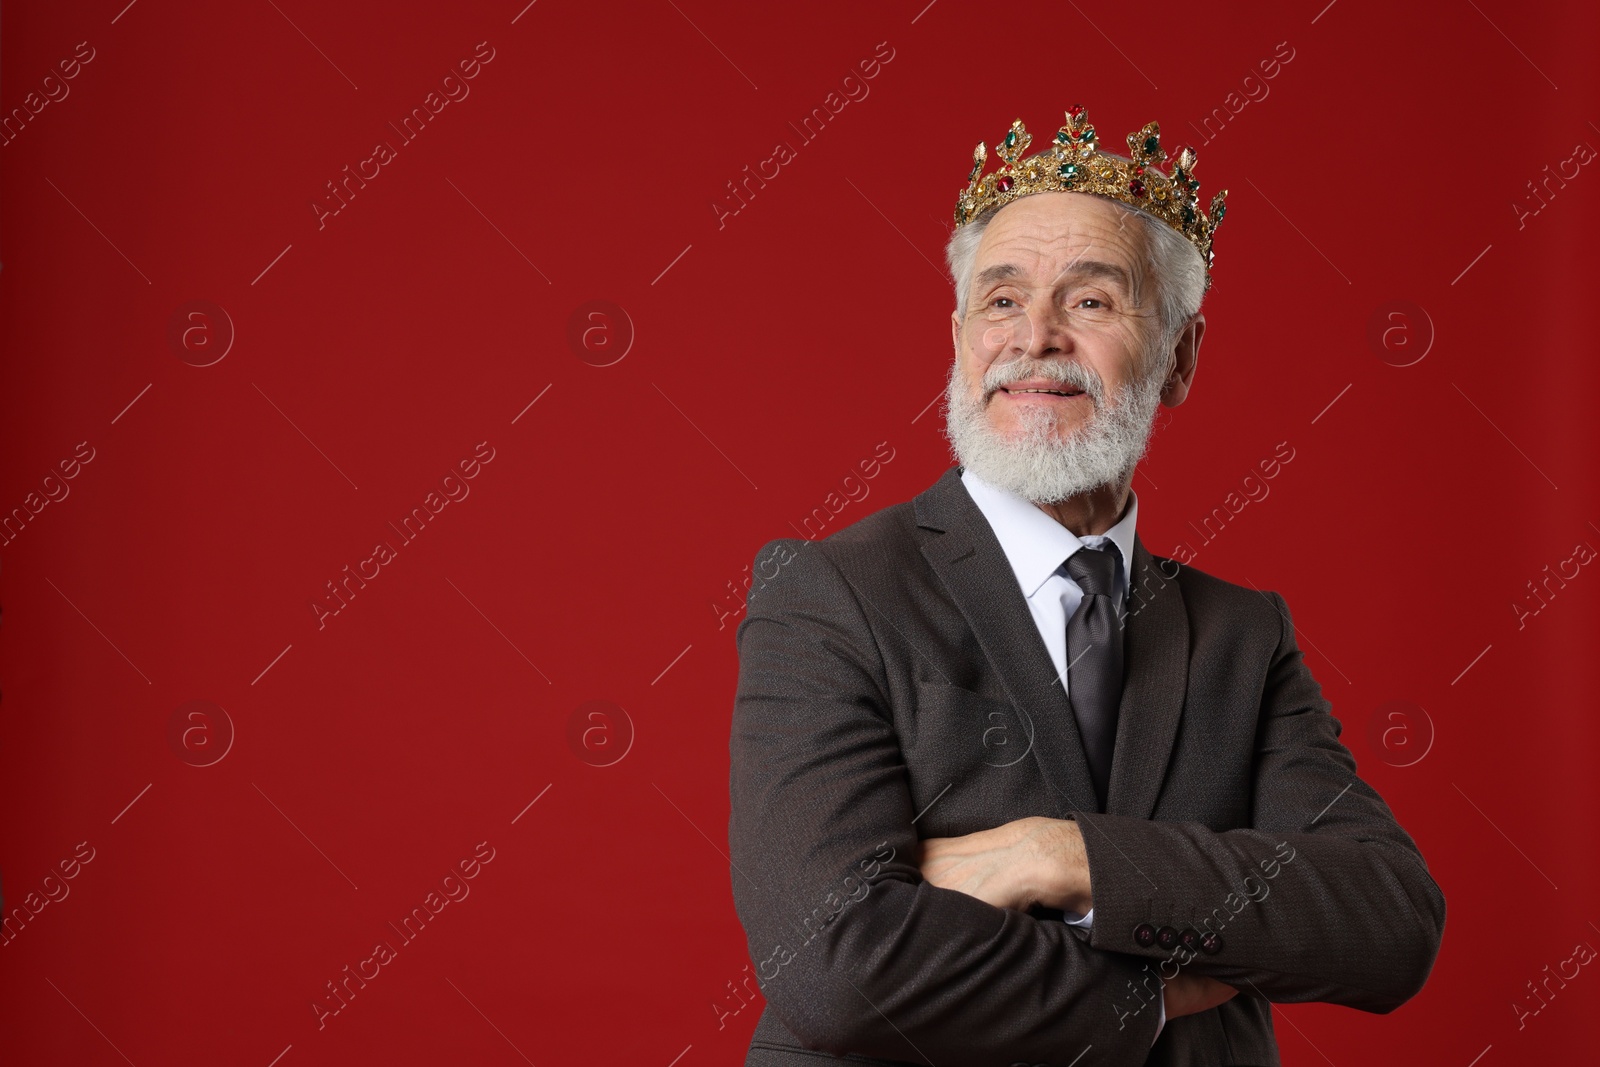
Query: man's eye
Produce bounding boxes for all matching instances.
[990,297,1017,308]
[1076,298,1106,309]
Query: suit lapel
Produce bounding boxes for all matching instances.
[914,466,1190,821]
[916,466,1100,817]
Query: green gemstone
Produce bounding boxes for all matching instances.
[1181,206,1195,226]
[1215,203,1226,221]
[1058,163,1078,181]
[1083,126,1096,140]
[1004,130,1017,148]
[1056,130,1069,144]
[1143,136,1159,154]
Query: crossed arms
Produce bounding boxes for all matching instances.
[728,540,1446,1064]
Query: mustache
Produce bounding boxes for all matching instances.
[984,360,1105,403]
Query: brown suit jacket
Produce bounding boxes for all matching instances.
[727,464,1445,1066]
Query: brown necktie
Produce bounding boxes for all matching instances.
[1064,544,1124,812]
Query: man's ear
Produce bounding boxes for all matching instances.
[1160,313,1204,407]
[950,309,961,358]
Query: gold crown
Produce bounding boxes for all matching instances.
[954,105,1229,290]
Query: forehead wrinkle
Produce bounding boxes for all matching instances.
[1044,221,1158,315]
[975,252,1134,296]
[984,219,1136,279]
[973,262,1021,289]
[968,201,1160,316]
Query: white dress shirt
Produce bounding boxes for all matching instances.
[959,466,1167,1043]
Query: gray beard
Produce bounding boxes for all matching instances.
[941,354,1167,506]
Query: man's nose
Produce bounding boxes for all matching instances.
[1014,303,1070,357]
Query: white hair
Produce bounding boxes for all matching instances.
[944,190,1207,347]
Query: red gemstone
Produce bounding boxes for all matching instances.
[996,175,1014,193]
[1128,178,1146,197]
[1067,104,1086,118]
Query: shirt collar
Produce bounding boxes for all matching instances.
[959,466,1139,600]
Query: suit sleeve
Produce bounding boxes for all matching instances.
[1062,911,1164,1045]
[1073,590,1447,1011]
[729,538,1164,1065]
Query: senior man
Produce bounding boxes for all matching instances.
[728,106,1445,1066]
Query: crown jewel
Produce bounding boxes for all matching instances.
[954,105,1229,289]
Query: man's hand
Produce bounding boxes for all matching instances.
[917,816,1092,913]
[1162,973,1238,1019]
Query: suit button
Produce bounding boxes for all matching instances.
[1133,922,1157,947]
[1200,931,1223,955]
[1156,925,1180,950]
[1179,927,1201,951]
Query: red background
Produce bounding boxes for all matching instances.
[2,0,1597,1064]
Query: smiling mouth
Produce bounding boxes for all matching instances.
[998,386,1085,398]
